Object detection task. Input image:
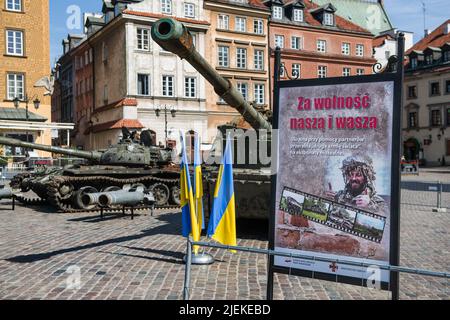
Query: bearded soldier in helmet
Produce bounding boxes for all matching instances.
[326,155,386,213]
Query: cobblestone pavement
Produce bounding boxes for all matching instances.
[0,171,448,300]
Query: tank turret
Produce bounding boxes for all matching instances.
[0,134,172,167]
[151,18,272,132]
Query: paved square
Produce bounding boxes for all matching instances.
[0,170,448,300]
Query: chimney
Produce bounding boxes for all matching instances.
[424,29,430,37]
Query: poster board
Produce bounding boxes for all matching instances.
[269,74,402,293]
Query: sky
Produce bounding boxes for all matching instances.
[49,0,450,68]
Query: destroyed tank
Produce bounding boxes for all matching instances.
[152,18,273,219]
[1,129,180,212]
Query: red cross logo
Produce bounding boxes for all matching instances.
[329,262,339,272]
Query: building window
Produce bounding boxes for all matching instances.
[275,35,284,48]
[356,44,364,57]
[431,109,441,126]
[237,83,248,101]
[218,46,229,67]
[7,73,24,100]
[161,0,172,14]
[408,112,418,128]
[272,6,283,20]
[447,108,450,126]
[102,42,108,62]
[254,50,264,70]
[84,51,89,66]
[218,14,229,30]
[323,12,334,26]
[356,68,364,75]
[430,82,440,96]
[236,48,247,69]
[254,19,264,35]
[318,66,327,78]
[184,3,195,18]
[341,43,350,55]
[137,74,150,96]
[162,75,174,97]
[254,84,265,105]
[446,80,450,94]
[6,30,23,56]
[6,0,21,11]
[317,40,326,53]
[235,17,247,32]
[408,85,417,99]
[184,77,196,98]
[343,68,351,77]
[292,64,301,78]
[410,58,418,69]
[137,28,150,51]
[291,36,302,50]
[425,54,433,65]
[280,63,285,77]
[293,9,303,22]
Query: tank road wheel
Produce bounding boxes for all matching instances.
[170,185,181,206]
[150,183,170,206]
[72,186,99,210]
[58,182,74,200]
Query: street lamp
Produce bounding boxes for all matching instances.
[155,105,176,147]
[13,94,41,144]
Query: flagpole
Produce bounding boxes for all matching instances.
[183,237,192,300]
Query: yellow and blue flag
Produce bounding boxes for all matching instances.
[193,133,205,232]
[207,133,236,249]
[180,133,200,248]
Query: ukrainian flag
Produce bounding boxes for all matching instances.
[207,133,236,249]
[193,133,205,232]
[180,133,200,251]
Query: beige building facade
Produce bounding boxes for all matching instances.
[203,0,270,140]
[403,20,450,166]
[0,0,52,157]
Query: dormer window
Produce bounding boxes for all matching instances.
[273,6,283,20]
[411,58,418,69]
[425,54,433,65]
[293,9,303,22]
[323,12,334,26]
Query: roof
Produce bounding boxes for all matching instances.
[92,98,138,116]
[373,33,394,48]
[89,119,144,134]
[273,0,371,35]
[207,0,269,11]
[406,20,450,54]
[311,0,393,36]
[0,108,47,122]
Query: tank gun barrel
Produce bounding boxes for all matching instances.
[151,18,271,132]
[0,136,103,161]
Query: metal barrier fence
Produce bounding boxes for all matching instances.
[401,180,450,209]
[183,240,450,300]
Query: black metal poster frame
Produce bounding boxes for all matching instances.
[267,35,405,300]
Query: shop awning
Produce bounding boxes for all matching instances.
[0,108,47,122]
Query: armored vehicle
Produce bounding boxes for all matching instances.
[1,129,180,212]
[151,18,273,219]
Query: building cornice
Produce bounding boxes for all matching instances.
[270,21,373,39]
[204,1,271,17]
[274,48,376,65]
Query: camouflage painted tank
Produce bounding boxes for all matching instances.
[1,129,180,212]
[152,18,272,219]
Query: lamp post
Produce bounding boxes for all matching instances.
[155,105,176,147]
[13,95,40,151]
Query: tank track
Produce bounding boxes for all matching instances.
[47,175,180,213]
